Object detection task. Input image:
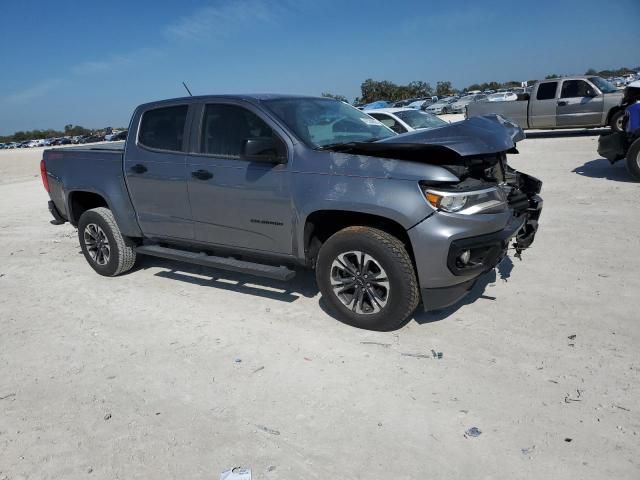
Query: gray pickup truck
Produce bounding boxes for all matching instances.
[466,76,625,131]
[42,95,542,331]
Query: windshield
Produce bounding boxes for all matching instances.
[394,110,446,130]
[588,76,618,94]
[262,97,395,148]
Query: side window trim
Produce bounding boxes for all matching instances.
[136,103,191,154]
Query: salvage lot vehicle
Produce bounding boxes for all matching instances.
[366,107,447,133]
[426,97,458,114]
[467,76,625,131]
[597,81,640,180]
[451,94,487,113]
[42,95,542,331]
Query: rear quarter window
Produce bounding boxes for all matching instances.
[536,82,558,100]
[138,105,188,152]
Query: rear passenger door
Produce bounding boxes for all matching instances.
[124,104,194,239]
[529,81,558,128]
[556,79,603,127]
[186,102,293,254]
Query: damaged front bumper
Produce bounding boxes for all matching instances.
[409,187,543,312]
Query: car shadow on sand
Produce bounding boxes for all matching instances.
[573,158,637,183]
[136,256,318,303]
[134,252,515,330]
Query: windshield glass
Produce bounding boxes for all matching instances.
[588,76,618,94]
[394,110,446,130]
[262,97,394,148]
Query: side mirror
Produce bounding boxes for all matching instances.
[242,137,286,163]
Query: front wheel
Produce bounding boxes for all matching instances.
[316,227,420,331]
[609,110,625,132]
[626,139,640,181]
[78,207,136,276]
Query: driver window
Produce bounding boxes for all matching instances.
[561,80,592,99]
[201,104,281,157]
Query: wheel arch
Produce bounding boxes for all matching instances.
[67,190,110,225]
[303,209,415,268]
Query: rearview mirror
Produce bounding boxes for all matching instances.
[241,137,286,163]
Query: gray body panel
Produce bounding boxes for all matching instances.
[467,76,623,129]
[44,94,538,298]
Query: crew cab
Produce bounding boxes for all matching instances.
[42,95,543,331]
[466,76,625,131]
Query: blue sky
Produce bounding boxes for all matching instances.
[1,0,638,134]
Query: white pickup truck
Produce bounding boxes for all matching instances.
[466,76,625,131]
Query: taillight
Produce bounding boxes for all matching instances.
[40,159,49,192]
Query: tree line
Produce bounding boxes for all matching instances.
[1,124,98,143]
[323,64,639,105]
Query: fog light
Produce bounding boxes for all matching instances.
[458,250,471,265]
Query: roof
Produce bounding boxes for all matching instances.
[364,108,423,114]
[136,93,328,110]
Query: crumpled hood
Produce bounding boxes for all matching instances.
[375,114,524,156]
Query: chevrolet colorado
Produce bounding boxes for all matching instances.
[42,95,542,330]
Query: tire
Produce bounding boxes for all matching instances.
[626,139,640,181]
[609,110,625,132]
[316,226,420,331]
[77,207,136,276]
[443,107,450,114]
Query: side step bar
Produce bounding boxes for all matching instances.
[136,245,296,281]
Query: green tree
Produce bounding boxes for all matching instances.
[435,81,454,96]
[545,74,560,79]
[585,68,598,75]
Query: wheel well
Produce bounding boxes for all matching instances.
[607,106,623,123]
[68,191,108,224]
[304,210,415,267]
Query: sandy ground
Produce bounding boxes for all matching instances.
[1,128,639,480]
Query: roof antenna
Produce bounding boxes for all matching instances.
[182,81,193,97]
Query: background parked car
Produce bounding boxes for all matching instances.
[487,92,518,102]
[109,130,127,141]
[366,108,447,133]
[426,97,459,114]
[451,94,488,113]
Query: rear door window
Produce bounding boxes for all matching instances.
[536,82,558,100]
[138,105,188,152]
[368,113,406,133]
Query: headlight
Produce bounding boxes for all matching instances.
[422,186,507,215]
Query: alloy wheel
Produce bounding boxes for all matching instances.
[83,223,111,266]
[330,251,390,314]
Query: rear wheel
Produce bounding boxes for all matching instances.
[78,207,136,276]
[626,139,640,181]
[316,227,420,331]
[609,110,625,132]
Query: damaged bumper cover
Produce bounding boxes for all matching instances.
[410,180,543,312]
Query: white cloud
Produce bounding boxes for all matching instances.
[2,78,64,103]
[71,48,162,75]
[165,0,276,41]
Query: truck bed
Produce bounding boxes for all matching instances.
[466,100,529,128]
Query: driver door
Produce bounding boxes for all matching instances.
[556,79,603,127]
[185,102,293,254]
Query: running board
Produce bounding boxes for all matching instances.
[136,245,296,281]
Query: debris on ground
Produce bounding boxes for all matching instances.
[614,405,630,412]
[234,358,242,363]
[401,353,430,359]
[564,389,583,403]
[267,465,276,472]
[0,393,16,400]
[252,366,265,374]
[431,349,443,359]
[303,357,312,361]
[521,445,536,455]
[220,467,252,480]
[464,427,482,438]
[255,424,280,435]
[564,438,573,443]
[568,334,576,340]
[104,413,112,421]
[360,341,391,348]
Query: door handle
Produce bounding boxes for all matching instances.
[130,163,147,174]
[192,169,213,180]
[557,101,568,106]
